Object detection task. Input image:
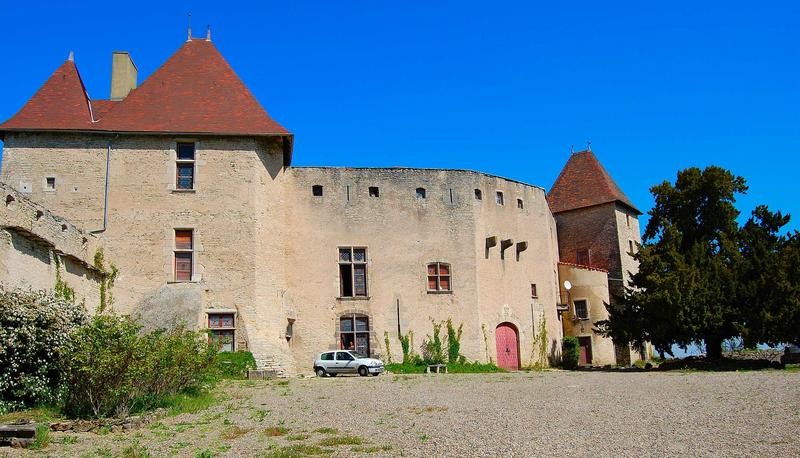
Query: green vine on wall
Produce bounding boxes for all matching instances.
[93,248,118,314]
[383,331,393,364]
[529,313,549,369]
[481,323,492,364]
[53,255,76,303]
[398,330,414,363]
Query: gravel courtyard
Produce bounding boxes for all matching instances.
[7,370,799,457]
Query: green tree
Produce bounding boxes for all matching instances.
[598,166,800,358]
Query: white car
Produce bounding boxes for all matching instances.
[314,350,385,377]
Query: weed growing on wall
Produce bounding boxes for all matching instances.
[445,319,463,364]
[399,331,414,363]
[93,248,118,314]
[53,256,75,303]
[383,331,393,364]
[529,314,549,369]
[481,323,492,364]
[421,321,446,364]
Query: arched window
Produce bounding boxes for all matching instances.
[427,262,451,292]
[416,187,426,199]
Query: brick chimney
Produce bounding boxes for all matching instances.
[110,51,137,100]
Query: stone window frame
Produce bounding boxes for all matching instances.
[337,246,369,299]
[171,139,200,193]
[573,297,590,320]
[426,262,452,293]
[335,309,377,357]
[496,191,504,206]
[43,176,57,193]
[207,309,236,352]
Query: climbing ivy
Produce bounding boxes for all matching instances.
[445,319,464,364]
[53,256,75,303]
[481,323,492,364]
[93,248,118,314]
[529,313,549,369]
[398,330,414,364]
[383,331,393,364]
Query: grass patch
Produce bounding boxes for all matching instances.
[263,444,333,457]
[0,406,63,424]
[386,362,503,374]
[156,388,220,416]
[784,364,800,372]
[318,435,364,446]
[221,425,252,440]
[288,433,311,441]
[352,445,393,453]
[265,426,290,437]
[27,424,51,450]
[121,440,151,458]
[314,427,338,434]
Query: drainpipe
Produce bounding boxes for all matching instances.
[91,139,112,234]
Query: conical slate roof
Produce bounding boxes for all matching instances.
[547,150,640,214]
[0,38,289,138]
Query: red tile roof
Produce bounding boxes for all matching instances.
[0,39,290,139]
[0,60,94,131]
[558,261,609,273]
[547,150,640,215]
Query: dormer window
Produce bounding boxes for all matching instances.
[176,142,195,190]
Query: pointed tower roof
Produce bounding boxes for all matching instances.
[0,59,95,131]
[547,150,640,214]
[98,39,288,136]
[1,38,290,140]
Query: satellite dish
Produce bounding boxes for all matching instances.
[563,280,572,291]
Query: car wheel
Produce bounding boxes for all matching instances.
[315,367,327,377]
[358,366,368,377]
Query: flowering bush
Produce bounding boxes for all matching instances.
[0,287,87,413]
[62,315,217,418]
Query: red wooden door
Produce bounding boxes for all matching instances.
[578,337,593,366]
[495,323,519,370]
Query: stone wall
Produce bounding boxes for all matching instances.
[0,181,103,308]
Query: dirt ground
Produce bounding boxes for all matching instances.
[4,369,799,457]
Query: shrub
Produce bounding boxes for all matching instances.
[561,336,580,370]
[215,351,257,379]
[62,315,216,418]
[445,319,463,364]
[0,287,87,413]
[420,321,446,365]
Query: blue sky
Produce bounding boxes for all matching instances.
[1,1,798,231]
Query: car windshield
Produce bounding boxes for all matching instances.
[350,352,367,359]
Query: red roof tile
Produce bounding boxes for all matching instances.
[547,150,640,215]
[0,60,94,131]
[558,261,609,273]
[0,39,290,138]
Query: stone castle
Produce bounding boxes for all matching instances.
[0,34,644,374]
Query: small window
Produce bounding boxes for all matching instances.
[312,185,323,197]
[574,299,589,320]
[321,352,334,361]
[496,191,504,205]
[576,249,591,266]
[45,177,56,190]
[626,214,631,228]
[208,313,235,352]
[629,240,634,254]
[474,189,482,200]
[416,187,426,199]
[176,142,195,190]
[517,198,524,209]
[531,284,538,298]
[448,188,454,204]
[174,229,194,281]
[339,247,368,297]
[369,186,380,197]
[427,262,451,292]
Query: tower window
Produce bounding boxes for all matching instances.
[416,187,426,199]
[531,284,538,298]
[574,299,589,320]
[496,191,504,205]
[474,189,482,200]
[339,247,368,297]
[576,249,591,266]
[176,142,195,190]
[174,229,194,281]
[517,198,524,209]
[45,177,56,191]
[312,185,323,196]
[427,262,452,292]
[369,186,380,197]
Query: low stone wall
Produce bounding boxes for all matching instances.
[48,408,167,433]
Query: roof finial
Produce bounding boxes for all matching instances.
[67,51,74,62]
[206,25,212,41]
[570,144,574,154]
[187,12,192,41]
[587,141,592,152]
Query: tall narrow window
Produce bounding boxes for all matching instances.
[576,248,591,266]
[427,262,451,292]
[517,198,524,209]
[629,240,634,254]
[626,214,631,228]
[474,189,482,200]
[174,229,193,281]
[531,283,538,298]
[496,191,504,205]
[339,247,367,297]
[176,142,195,190]
[416,187,426,199]
[574,299,589,320]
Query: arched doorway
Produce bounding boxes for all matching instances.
[495,323,520,370]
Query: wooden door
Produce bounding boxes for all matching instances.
[495,323,520,370]
[578,337,593,366]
